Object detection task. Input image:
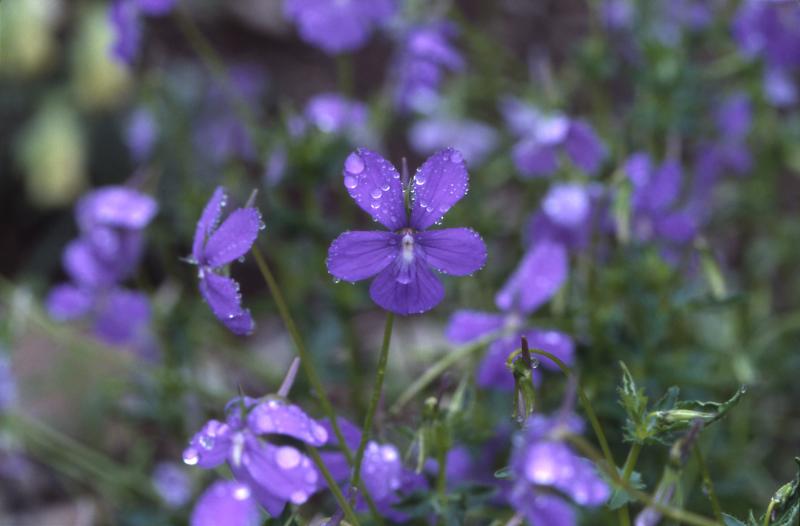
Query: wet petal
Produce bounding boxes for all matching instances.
[327,231,399,282]
[190,480,260,526]
[416,228,486,276]
[193,187,226,263]
[202,208,262,268]
[241,438,319,508]
[511,489,576,526]
[361,441,404,502]
[342,148,406,230]
[512,139,558,178]
[410,148,469,230]
[495,240,568,314]
[369,257,444,315]
[199,272,254,335]
[46,284,93,321]
[183,420,233,469]
[248,399,329,446]
[564,120,605,174]
[445,310,506,343]
[523,329,575,370]
[93,289,151,345]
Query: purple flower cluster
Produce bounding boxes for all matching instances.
[510,413,610,525]
[733,1,800,106]
[109,0,176,64]
[501,97,606,178]
[47,186,157,353]
[189,187,262,335]
[327,148,487,315]
[284,0,395,55]
[392,21,465,113]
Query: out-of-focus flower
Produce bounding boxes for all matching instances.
[0,352,17,412]
[263,146,288,187]
[392,21,465,113]
[763,67,798,107]
[600,0,634,30]
[183,396,328,516]
[126,107,158,162]
[409,116,498,166]
[152,462,192,508]
[509,413,609,525]
[190,187,262,335]
[0,0,60,76]
[46,186,158,351]
[501,97,605,178]
[304,93,368,136]
[284,0,395,54]
[327,148,487,315]
[72,5,130,109]
[109,0,176,65]
[16,98,87,208]
[190,480,261,526]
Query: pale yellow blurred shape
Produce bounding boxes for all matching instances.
[0,0,62,76]
[70,4,131,110]
[16,96,87,208]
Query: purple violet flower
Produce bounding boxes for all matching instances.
[326,148,487,315]
[183,396,329,517]
[153,462,192,508]
[109,0,176,64]
[392,21,465,113]
[447,237,575,390]
[509,413,610,526]
[190,480,261,526]
[126,107,158,163]
[284,0,395,55]
[501,97,606,178]
[190,187,262,336]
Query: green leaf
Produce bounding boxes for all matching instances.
[756,458,800,526]
[494,466,512,479]
[607,470,646,510]
[720,513,747,526]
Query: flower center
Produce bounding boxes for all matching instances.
[401,232,415,263]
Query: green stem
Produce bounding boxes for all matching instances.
[306,447,361,526]
[618,442,642,526]
[695,447,724,524]
[351,312,394,493]
[566,434,721,526]
[251,246,383,523]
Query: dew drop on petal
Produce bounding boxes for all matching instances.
[233,485,251,501]
[345,152,365,174]
[450,150,463,163]
[370,201,381,209]
[290,490,308,504]
[275,446,301,469]
[344,175,358,189]
[370,189,383,199]
[182,448,199,466]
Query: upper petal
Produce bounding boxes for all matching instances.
[202,208,262,268]
[369,257,444,315]
[182,419,233,469]
[415,228,487,276]
[192,187,226,263]
[342,148,406,230]
[190,481,260,526]
[445,310,505,343]
[495,240,568,314]
[410,148,469,230]
[563,120,605,174]
[199,272,254,336]
[327,231,399,282]
[248,399,329,446]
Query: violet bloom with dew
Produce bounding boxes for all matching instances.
[409,116,498,166]
[190,480,260,526]
[392,21,465,113]
[189,187,262,336]
[326,148,487,315]
[501,97,605,178]
[283,0,395,55]
[509,413,610,526]
[183,396,329,517]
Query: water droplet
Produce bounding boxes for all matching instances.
[275,446,301,469]
[198,435,215,450]
[450,150,463,163]
[380,183,390,191]
[182,448,199,466]
[233,485,251,500]
[290,490,308,504]
[370,201,381,209]
[344,152,365,174]
[415,174,427,186]
[344,175,358,189]
[312,424,328,443]
[370,188,382,199]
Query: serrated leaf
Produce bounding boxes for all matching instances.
[607,470,646,509]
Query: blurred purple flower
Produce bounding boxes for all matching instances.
[409,116,498,166]
[601,0,634,30]
[764,67,798,107]
[153,462,192,508]
[392,21,465,113]
[126,107,158,163]
[524,183,599,253]
[284,0,395,54]
[625,153,699,246]
[509,413,609,525]
[304,93,368,137]
[327,148,487,315]
[263,146,288,187]
[190,480,261,526]
[0,353,17,412]
[46,187,157,351]
[183,396,329,516]
[136,0,176,15]
[190,187,262,335]
[502,97,606,177]
[109,0,176,64]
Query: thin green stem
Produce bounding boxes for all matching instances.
[695,447,724,524]
[351,312,394,493]
[618,442,642,526]
[763,499,777,526]
[565,434,721,526]
[251,246,383,523]
[306,447,361,526]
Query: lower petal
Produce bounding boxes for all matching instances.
[199,272,254,335]
[327,231,399,282]
[190,480,261,526]
[369,259,444,315]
